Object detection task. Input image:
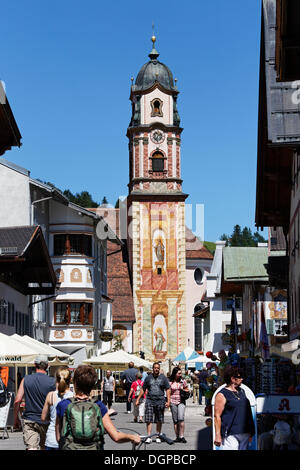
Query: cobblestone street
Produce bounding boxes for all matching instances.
[0,399,212,451]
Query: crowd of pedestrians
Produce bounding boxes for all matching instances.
[13,356,140,450]
[12,354,224,450]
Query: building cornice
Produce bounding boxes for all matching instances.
[127,192,189,203]
[130,81,179,99]
[127,122,183,138]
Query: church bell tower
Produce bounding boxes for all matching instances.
[126,36,188,361]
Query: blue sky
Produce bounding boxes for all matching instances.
[1,0,265,242]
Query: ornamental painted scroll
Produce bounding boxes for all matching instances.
[71,268,82,283]
[54,330,65,339]
[71,330,83,339]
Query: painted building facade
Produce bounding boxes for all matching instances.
[126,38,188,361]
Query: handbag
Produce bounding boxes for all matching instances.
[180,389,190,402]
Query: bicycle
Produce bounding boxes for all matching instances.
[133,432,174,450]
[118,428,174,450]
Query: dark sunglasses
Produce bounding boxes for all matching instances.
[233,375,243,379]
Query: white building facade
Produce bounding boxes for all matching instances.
[0,158,117,364]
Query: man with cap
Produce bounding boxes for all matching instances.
[14,354,56,450]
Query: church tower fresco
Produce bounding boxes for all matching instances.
[126,36,188,361]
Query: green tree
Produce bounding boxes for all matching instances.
[230,225,243,246]
[241,227,256,247]
[63,189,77,204]
[63,190,99,208]
[253,231,268,244]
[220,233,229,246]
[220,225,267,247]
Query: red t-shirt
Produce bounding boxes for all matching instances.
[130,379,145,399]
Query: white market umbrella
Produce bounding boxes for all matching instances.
[0,332,41,394]
[0,332,37,365]
[11,334,73,364]
[83,350,152,370]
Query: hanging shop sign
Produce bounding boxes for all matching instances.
[99,331,113,342]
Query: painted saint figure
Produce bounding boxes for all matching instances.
[155,239,164,262]
[154,327,165,352]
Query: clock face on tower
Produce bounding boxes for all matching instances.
[150,130,165,144]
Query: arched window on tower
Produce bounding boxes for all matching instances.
[151,98,163,117]
[152,151,165,172]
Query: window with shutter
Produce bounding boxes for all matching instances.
[54,234,92,256]
[194,316,202,351]
[152,152,164,172]
[54,302,92,325]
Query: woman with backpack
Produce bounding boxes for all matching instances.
[169,366,189,443]
[128,372,145,423]
[55,365,140,450]
[41,366,73,450]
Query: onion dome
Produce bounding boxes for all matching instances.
[134,36,176,92]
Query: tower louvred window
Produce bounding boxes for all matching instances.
[152,152,164,172]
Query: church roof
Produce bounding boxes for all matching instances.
[185,227,214,260]
[134,60,175,92]
[133,37,176,92]
[107,240,135,323]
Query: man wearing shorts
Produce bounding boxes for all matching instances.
[135,362,170,443]
[14,355,56,450]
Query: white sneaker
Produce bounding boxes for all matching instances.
[155,437,162,443]
[145,437,152,444]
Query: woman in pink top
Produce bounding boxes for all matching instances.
[128,372,145,423]
[169,367,189,443]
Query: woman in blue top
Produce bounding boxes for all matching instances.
[214,366,255,450]
[55,365,140,449]
[41,366,73,450]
